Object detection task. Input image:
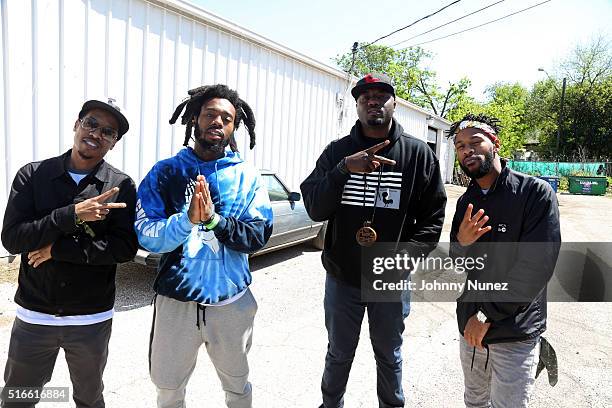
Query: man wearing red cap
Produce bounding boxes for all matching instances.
[1,99,137,408]
[449,113,560,408]
[301,73,447,407]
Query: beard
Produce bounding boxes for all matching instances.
[460,148,495,179]
[194,127,230,154]
[367,117,385,126]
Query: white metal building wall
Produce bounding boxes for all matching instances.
[0,0,453,257]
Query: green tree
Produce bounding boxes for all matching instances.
[415,76,472,119]
[446,83,529,158]
[484,83,529,158]
[527,36,612,160]
[334,44,471,118]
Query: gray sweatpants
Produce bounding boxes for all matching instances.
[459,336,541,408]
[149,291,257,408]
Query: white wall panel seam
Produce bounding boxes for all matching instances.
[155,9,166,162]
[277,57,287,177]
[257,49,268,169]
[138,3,149,181]
[83,0,88,97]
[105,0,111,96]
[58,0,65,152]
[31,0,37,160]
[122,0,132,170]
[236,36,243,96]
[1,0,9,199]
[199,25,206,85]
[186,19,194,87]
[213,28,219,83]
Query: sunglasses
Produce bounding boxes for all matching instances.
[79,117,118,143]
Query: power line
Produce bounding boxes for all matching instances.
[401,0,551,49]
[362,0,462,48]
[390,0,506,48]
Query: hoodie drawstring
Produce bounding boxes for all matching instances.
[470,345,490,371]
[196,304,207,330]
[470,347,476,371]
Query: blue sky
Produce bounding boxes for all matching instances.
[192,0,611,101]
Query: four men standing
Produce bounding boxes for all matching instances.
[0,82,561,408]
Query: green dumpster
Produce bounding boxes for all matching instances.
[568,176,608,195]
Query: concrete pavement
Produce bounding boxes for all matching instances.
[0,186,611,407]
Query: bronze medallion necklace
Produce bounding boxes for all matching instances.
[356,165,384,247]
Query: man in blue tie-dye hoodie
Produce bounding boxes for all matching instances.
[134,85,273,408]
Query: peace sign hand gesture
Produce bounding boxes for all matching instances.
[456,203,492,247]
[74,187,126,222]
[345,140,397,173]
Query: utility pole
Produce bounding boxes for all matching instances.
[538,68,567,176]
[556,77,567,161]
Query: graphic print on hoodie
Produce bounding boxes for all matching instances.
[341,172,403,210]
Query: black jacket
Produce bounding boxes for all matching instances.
[300,120,447,287]
[1,150,138,316]
[450,161,561,344]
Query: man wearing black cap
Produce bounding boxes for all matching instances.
[0,99,138,408]
[301,73,447,407]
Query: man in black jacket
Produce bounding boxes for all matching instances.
[0,99,138,408]
[449,113,561,408]
[301,73,447,408]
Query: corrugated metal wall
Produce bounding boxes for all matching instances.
[0,0,453,257]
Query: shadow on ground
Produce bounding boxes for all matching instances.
[114,243,320,312]
[114,262,157,312]
[250,244,319,273]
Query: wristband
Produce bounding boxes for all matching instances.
[202,213,220,230]
[476,310,489,324]
[75,215,96,238]
[337,158,349,175]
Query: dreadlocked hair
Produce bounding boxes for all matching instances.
[169,84,256,151]
[447,113,502,138]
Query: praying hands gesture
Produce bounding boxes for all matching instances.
[188,175,215,224]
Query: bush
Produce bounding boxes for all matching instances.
[559,176,569,191]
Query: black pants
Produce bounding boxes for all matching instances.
[320,275,410,408]
[1,318,112,408]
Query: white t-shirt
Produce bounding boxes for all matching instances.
[202,288,248,307]
[16,306,114,326]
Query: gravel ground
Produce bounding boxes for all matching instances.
[0,186,610,407]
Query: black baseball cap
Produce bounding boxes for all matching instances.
[78,98,130,139]
[351,73,395,99]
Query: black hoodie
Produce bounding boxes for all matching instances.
[300,119,447,287]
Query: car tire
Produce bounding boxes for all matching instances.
[311,222,327,250]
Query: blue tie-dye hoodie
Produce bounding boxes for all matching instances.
[135,147,273,304]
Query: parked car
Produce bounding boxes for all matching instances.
[134,170,326,266]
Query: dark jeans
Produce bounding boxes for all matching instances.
[1,318,112,408]
[321,274,410,408]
